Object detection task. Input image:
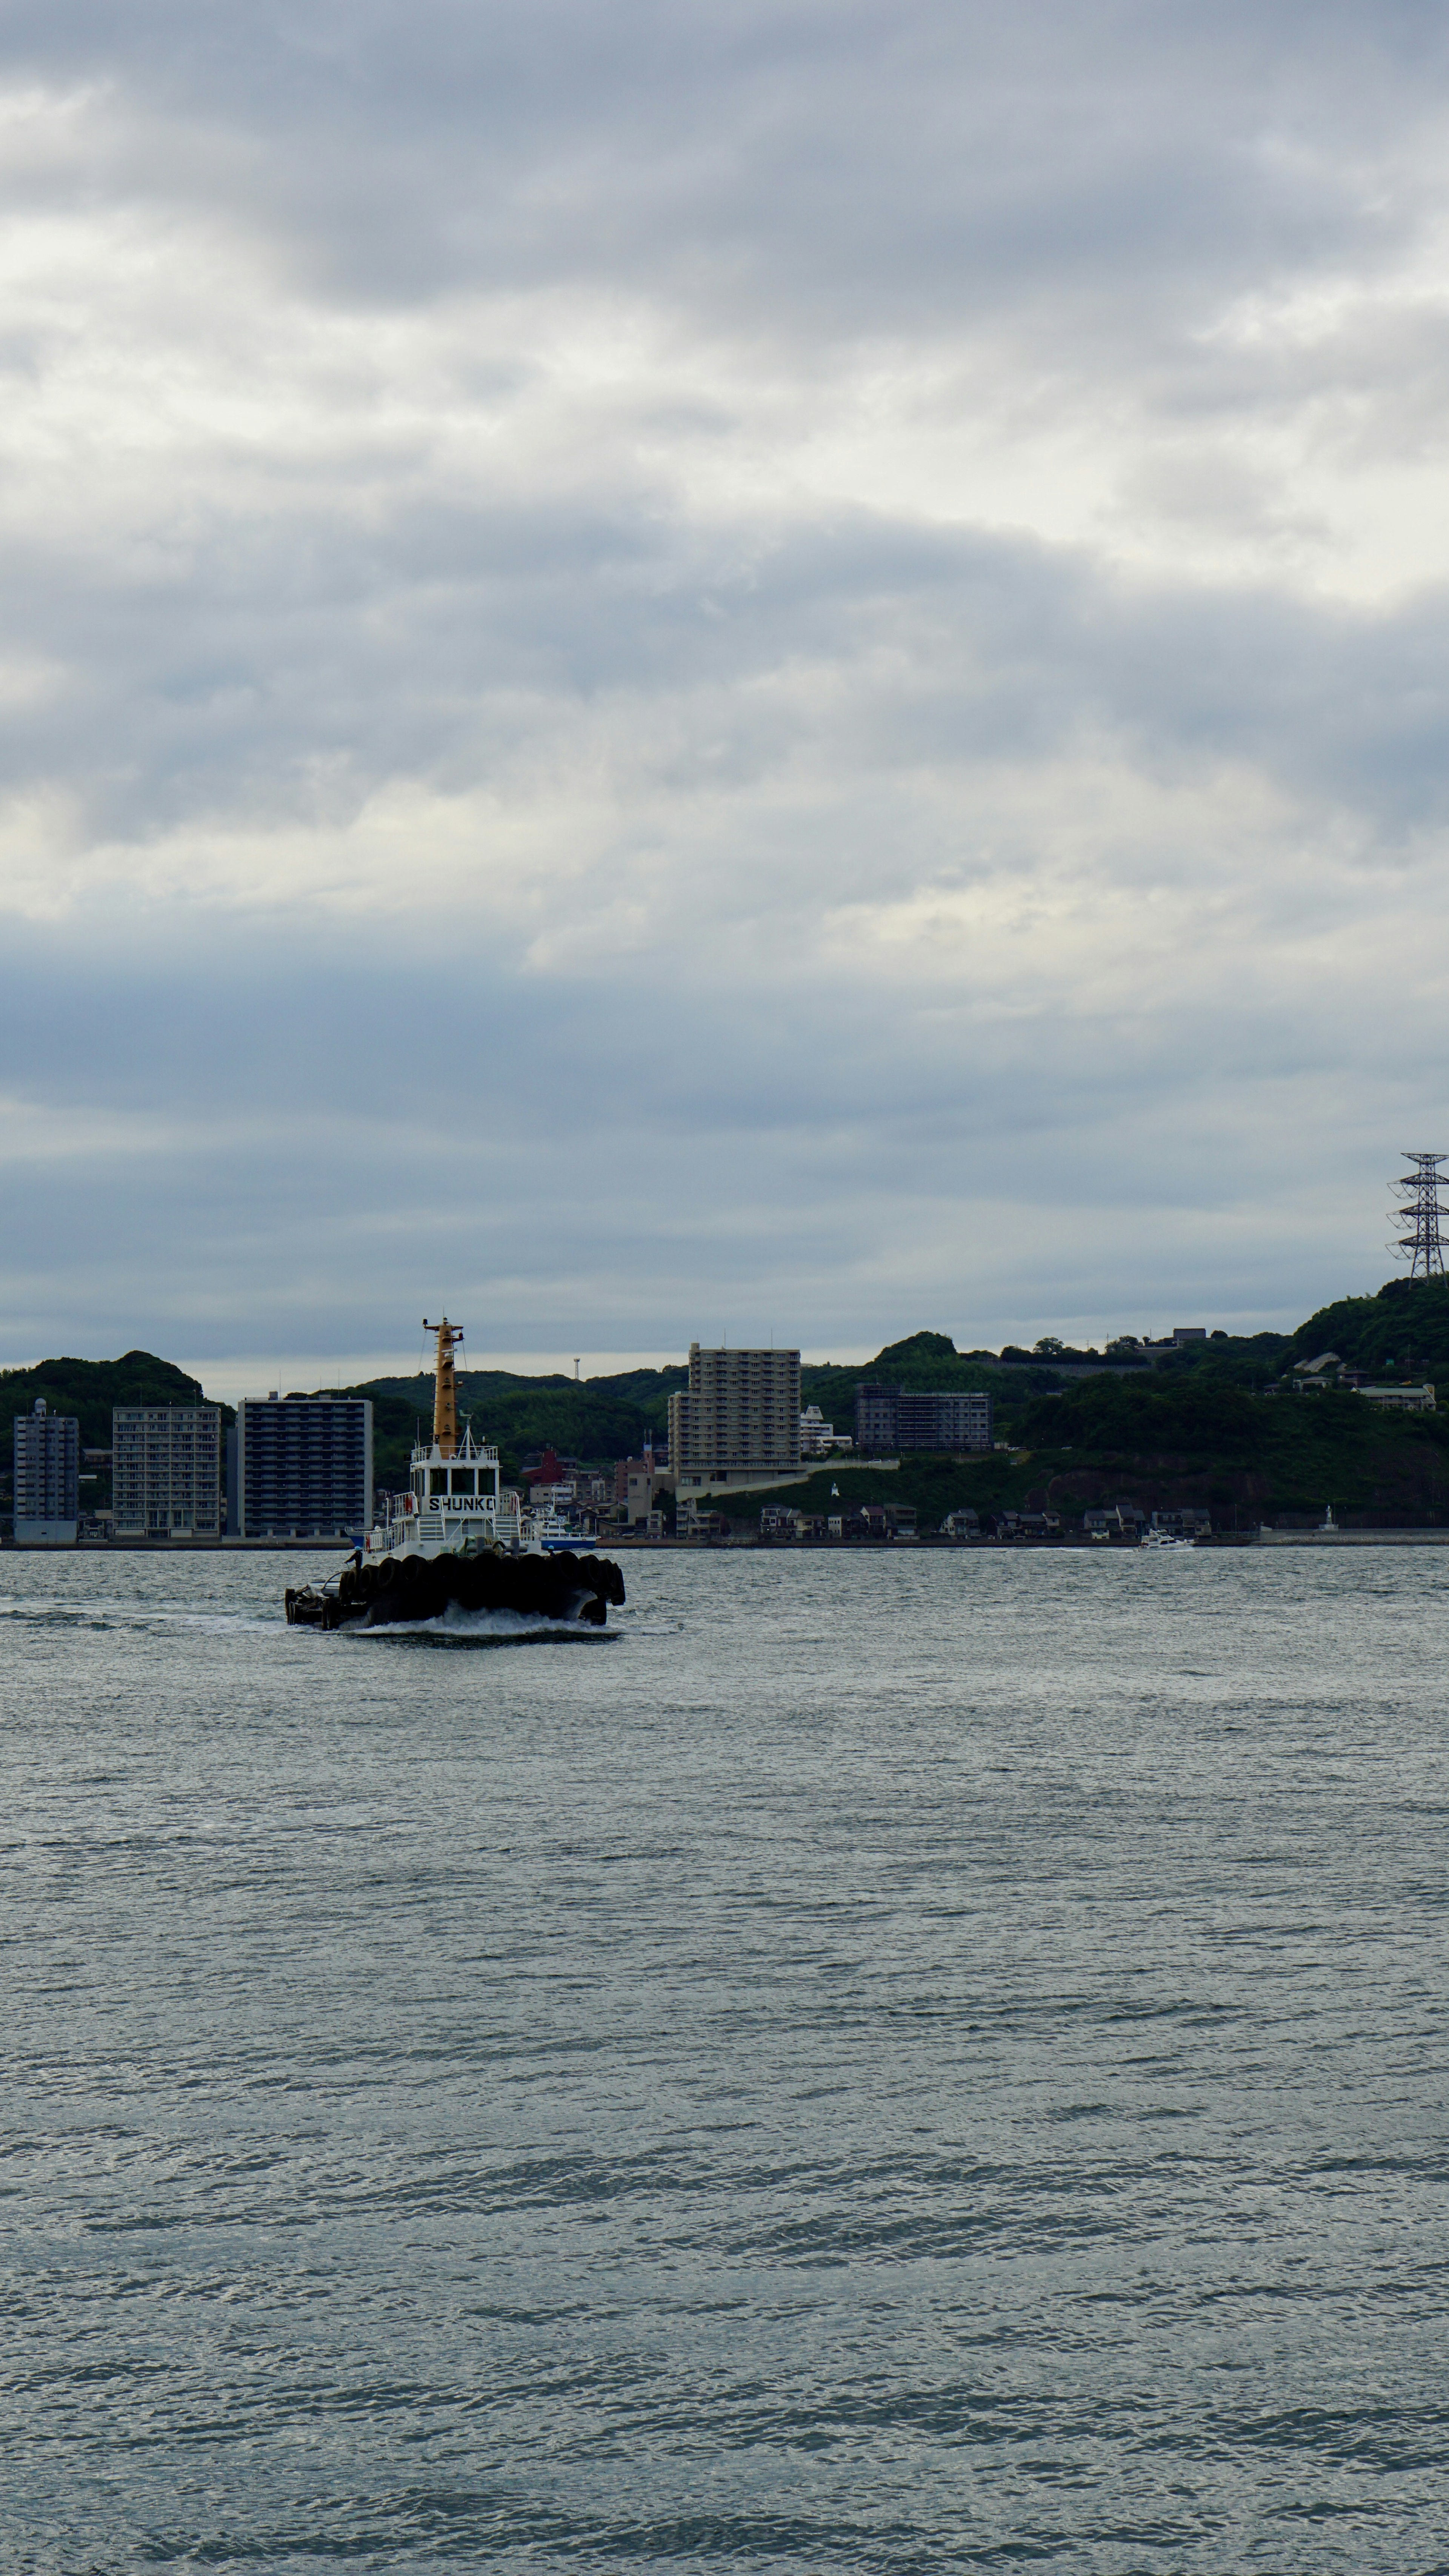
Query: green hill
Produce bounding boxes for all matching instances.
[800,1331,1062,1416]
[1286,1275,1449,1379]
[707,1297,1446,1531]
[0,1351,211,1452]
[703,1380,1449,1532]
[1004,1366,1449,1525]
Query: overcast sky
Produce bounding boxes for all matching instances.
[3,0,1448,1387]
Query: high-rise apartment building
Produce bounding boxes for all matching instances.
[854,1385,993,1453]
[112,1404,223,1539]
[669,1344,801,1496]
[12,1398,79,1543]
[235,1395,373,1538]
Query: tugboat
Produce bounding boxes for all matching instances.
[284,1319,625,1632]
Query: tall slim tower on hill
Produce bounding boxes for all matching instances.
[1391,1152,1449,1278]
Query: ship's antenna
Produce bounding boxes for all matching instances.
[423,1317,464,1458]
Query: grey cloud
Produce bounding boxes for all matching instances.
[2,871,1441,1362]
[0,0,1437,340]
[3,1,1449,1363]
[6,487,1449,859]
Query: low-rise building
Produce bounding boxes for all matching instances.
[840,1501,916,1541]
[799,1404,852,1457]
[854,1385,993,1453]
[614,1459,666,1524]
[1293,1352,1342,1387]
[1286,1358,1438,1414]
[1083,1504,1147,1538]
[13,1398,79,1543]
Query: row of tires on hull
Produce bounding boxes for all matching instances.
[285,1548,626,1631]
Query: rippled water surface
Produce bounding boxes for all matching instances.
[3,1544,1448,2572]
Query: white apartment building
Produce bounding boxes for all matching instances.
[1358,1382,1436,1414]
[112,1404,223,1539]
[669,1343,801,1497]
[799,1404,852,1457]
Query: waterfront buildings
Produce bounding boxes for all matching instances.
[669,1344,801,1495]
[617,1459,665,1524]
[234,1395,373,1538]
[853,1384,994,1453]
[12,1398,79,1543]
[112,1404,223,1539]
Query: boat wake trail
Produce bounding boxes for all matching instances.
[345,1602,619,1647]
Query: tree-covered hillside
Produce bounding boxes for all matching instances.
[1286,1276,1449,1379]
[0,1352,212,1452]
[799,1330,1063,1417]
[706,1384,1449,1531]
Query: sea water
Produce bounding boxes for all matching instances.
[2,1545,1447,2572]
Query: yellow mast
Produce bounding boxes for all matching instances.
[423,1316,461,1459]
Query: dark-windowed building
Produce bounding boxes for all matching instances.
[235,1395,373,1539]
[13,1397,80,1543]
[854,1384,993,1454]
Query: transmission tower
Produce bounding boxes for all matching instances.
[1390,1152,1449,1277]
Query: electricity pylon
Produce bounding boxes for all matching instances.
[1390,1154,1449,1278]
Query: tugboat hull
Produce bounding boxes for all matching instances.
[285,1547,625,1632]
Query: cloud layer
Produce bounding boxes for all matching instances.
[2,1,1448,1372]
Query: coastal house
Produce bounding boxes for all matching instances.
[1358,1382,1436,1413]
